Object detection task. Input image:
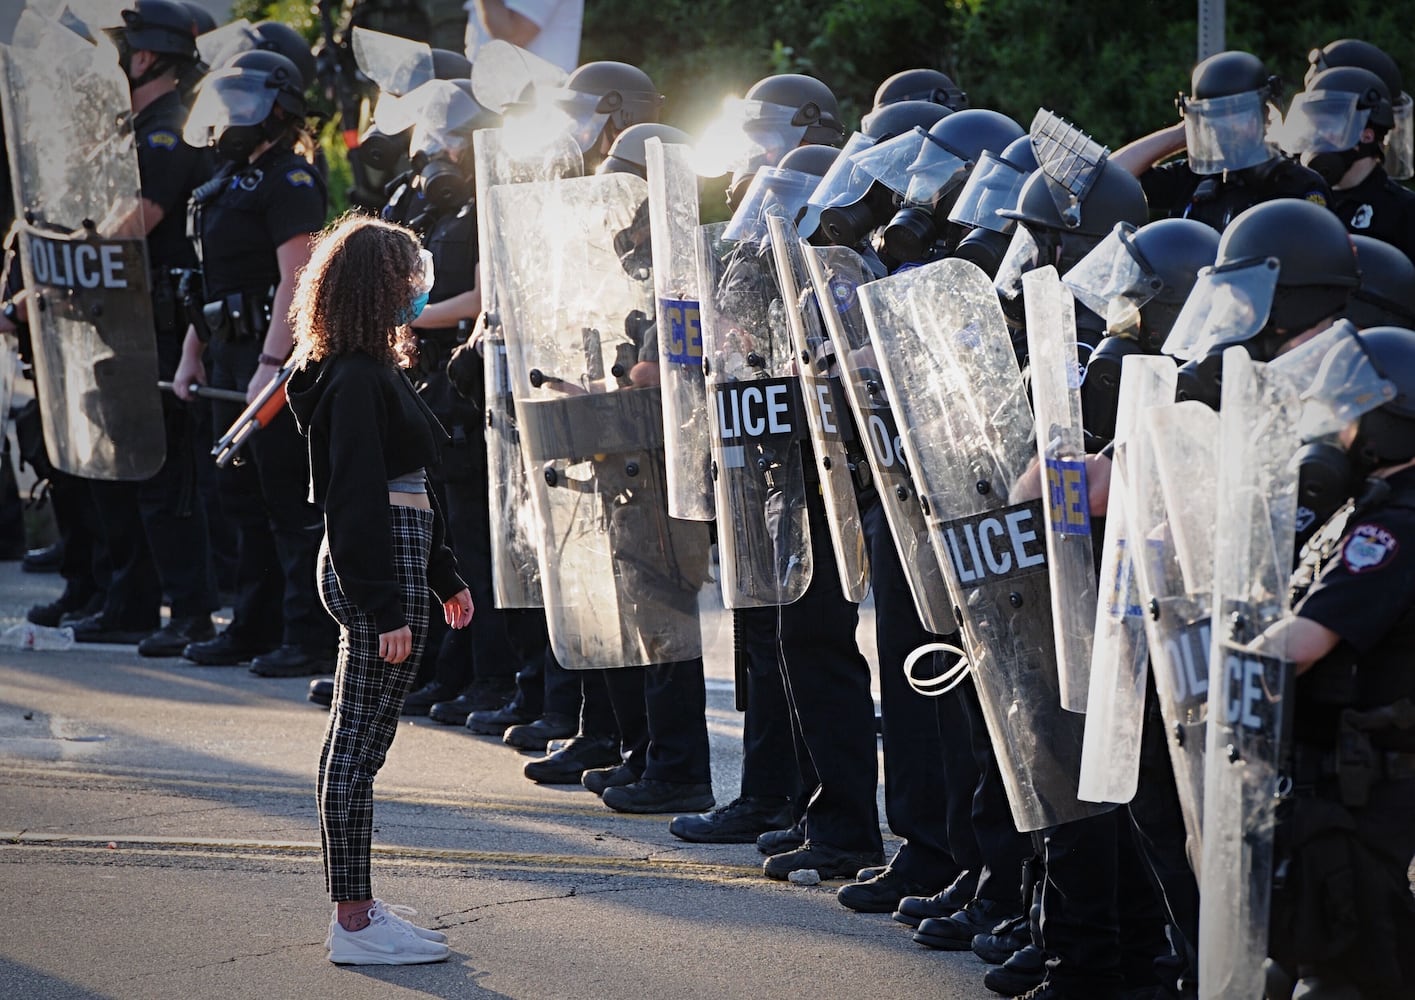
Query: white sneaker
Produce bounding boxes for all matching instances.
[327,902,451,965]
[376,900,448,944]
[325,903,447,948]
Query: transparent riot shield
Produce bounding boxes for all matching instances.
[1198,349,1299,1000]
[1023,266,1098,712]
[1128,400,1223,863]
[766,213,868,603]
[697,222,811,608]
[861,257,1109,832]
[1078,356,1176,805]
[802,243,955,634]
[489,174,710,669]
[0,15,163,480]
[474,127,583,608]
[644,138,713,521]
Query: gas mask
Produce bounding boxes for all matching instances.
[817,180,895,248]
[413,153,470,211]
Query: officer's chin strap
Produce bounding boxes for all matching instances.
[902,641,971,697]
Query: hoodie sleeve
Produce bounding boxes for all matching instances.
[318,369,405,634]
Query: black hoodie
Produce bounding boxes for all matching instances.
[287,352,466,633]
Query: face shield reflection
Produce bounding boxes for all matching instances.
[807,132,876,210]
[723,166,818,244]
[851,127,929,197]
[1181,90,1276,175]
[948,150,1029,233]
[1385,94,1414,179]
[693,98,805,178]
[1062,223,1163,321]
[1276,90,1369,155]
[902,136,969,206]
[182,71,278,146]
[1270,320,1397,440]
[994,225,1039,301]
[1160,258,1280,360]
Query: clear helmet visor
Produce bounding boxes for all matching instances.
[1385,94,1414,180]
[1270,320,1398,439]
[850,126,928,197]
[722,165,819,244]
[1062,223,1163,327]
[1182,90,1276,175]
[194,18,260,72]
[183,70,279,146]
[1160,257,1280,360]
[469,39,566,114]
[948,149,1030,233]
[545,88,611,153]
[994,225,1039,300]
[902,136,970,205]
[1276,90,1370,155]
[352,26,435,98]
[383,80,482,151]
[807,132,877,210]
[693,98,806,177]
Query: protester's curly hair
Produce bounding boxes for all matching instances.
[290,213,422,369]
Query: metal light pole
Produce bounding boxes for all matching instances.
[1198,0,1226,61]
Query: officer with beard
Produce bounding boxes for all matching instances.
[1112,51,1330,231]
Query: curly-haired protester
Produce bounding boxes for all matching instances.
[286,214,475,965]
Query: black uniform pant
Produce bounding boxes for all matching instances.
[863,498,970,887]
[209,337,332,651]
[740,488,881,853]
[604,660,711,784]
[1126,684,1201,993]
[958,680,1033,906]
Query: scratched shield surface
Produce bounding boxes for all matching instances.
[1,9,163,479]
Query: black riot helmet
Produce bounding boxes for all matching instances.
[563,61,664,133]
[183,48,307,161]
[996,157,1148,271]
[872,68,968,112]
[252,20,316,94]
[1179,50,1281,175]
[744,73,846,148]
[881,109,1025,263]
[104,0,198,60]
[860,99,951,142]
[1168,199,1359,406]
[179,2,217,36]
[1346,235,1415,329]
[1307,39,1404,97]
[1346,326,1415,467]
[1288,67,1396,187]
[598,122,690,180]
[1304,65,1394,130]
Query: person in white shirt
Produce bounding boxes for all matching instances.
[464,0,582,73]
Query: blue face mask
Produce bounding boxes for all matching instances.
[397,290,430,325]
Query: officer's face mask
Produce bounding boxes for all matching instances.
[817,180,894,248]
[214,122,266,163]
[950,226,1014,278]
[358,124,412,172]
[614,200,653,280]
[1301,145,1365,187]
[414,152,471,211]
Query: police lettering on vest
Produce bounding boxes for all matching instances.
[28,235,129,290]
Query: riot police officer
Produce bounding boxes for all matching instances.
[1346,234,1415,330]
[1258,324,1415,999]
[60,0,221,653]
[870,67,968,113]
[174,49,336,675]
[1112,50,1330,231]
[1279,66,1415,262]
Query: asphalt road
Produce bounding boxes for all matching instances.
[0,560,997,1000]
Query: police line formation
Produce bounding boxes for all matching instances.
[0,0,1413,995]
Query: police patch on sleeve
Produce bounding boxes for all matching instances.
[286,168,315,188]
[1341,523,1399,573]
[146,129,179,150]
[1305,191,1328,207]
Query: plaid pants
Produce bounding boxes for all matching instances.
[316,505,434,902]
